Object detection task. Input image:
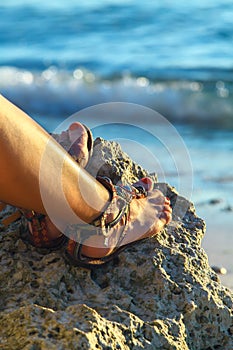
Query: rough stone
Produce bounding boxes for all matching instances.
[0,139,233,350]
[86,137,158,185]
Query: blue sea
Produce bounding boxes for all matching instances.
[1,0,233,278]
[1,0,233,128]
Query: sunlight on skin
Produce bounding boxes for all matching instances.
[37,124,172,258]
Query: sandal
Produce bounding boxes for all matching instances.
[20,122,93,249]
[65,176,154,268]
[0,201,66,249]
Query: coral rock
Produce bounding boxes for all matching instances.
[0,139,232,350]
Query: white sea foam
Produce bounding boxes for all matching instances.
[0,66,233,129]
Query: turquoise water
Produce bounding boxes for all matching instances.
[1,0,233,76]
[0,0,233,127]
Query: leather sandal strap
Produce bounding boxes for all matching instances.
[1,210,21,228]
[91,176,146,230]
[89,177,132,244]
[0,202,22,228]
[67,176,147,248]
[65,176,150,268]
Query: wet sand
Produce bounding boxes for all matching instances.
[199,206,233,290]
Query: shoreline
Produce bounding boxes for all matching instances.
[198,206,233,290]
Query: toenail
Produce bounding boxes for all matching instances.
[141,177,151,183]
[140,177,153,188]
[69,122,82,131]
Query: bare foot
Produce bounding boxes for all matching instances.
[27,123,172,260]
[56,122,91,167]
[81,185,172,258]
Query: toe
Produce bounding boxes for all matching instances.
[68,122,87,143]
[133,177,154,192]
[159,203,172,224]
[68,122,89,167]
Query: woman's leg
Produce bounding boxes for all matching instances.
[0,94,172,258]
[0,94,110,224]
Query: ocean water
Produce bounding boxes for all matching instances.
[0,0,233,273]
[1,0,233,128]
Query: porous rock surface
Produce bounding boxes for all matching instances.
[0,138,233,350]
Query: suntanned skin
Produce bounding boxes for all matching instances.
[0,94,172,258]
